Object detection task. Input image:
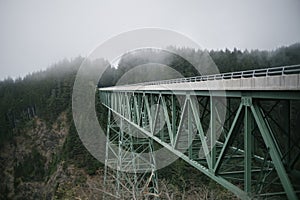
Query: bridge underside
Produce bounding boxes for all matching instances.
[100,89,300,199]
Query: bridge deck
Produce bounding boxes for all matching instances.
[99,64,300,91]
[99,74,300,91]
[99,65,300,199]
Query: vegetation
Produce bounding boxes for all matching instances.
[61,121,103,175]
[0,57,83,145]
[0,43,300,198]
[14,148,46,182]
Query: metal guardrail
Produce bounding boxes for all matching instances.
[110,64,300,87]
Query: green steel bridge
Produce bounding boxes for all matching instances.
[99,65,300,199]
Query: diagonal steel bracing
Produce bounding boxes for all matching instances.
[103,101,159,199]
[100,90,300,199]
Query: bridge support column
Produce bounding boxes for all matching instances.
[100,90,300,199]
[251,103,297,200]
[242,97,252,194]
[210,96,216,171]
[103,95,159,199]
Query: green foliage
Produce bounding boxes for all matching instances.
[0,171,9,199]
[2,44,300,146]
[1,43,300,198]
[0,56,106,178]
[210,43,300,73]
[0,57,83,146]
[158,158,209,191]
[61,121,103,175]
[47,153,61,177]
[14,148,46,182]
[99,48,198,86]
[97,43,300,89]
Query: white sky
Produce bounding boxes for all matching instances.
[0,0,300,80]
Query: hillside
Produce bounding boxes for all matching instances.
[0,44,300,199]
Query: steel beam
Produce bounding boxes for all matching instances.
[251,103,297,199]
[100,90,299,200]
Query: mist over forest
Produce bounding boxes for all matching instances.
[1,43,300,199]
[1,44,300,143]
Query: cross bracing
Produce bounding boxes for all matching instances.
[100,65,300,199]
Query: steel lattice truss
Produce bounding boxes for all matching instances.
[103,100,159,199]
[100,90,300,199]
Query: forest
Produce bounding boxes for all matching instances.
[0,43,300,199]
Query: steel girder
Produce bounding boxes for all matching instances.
[103,100,159,199]
[100,90,300,199]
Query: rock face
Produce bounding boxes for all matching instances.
[0,108,244,200]
[0,111,107,200]
[0,112,67,199]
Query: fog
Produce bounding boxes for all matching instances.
[0,0,300,80]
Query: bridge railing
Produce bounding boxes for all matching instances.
[116,64,300,87]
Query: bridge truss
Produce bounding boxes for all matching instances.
[100,89,300,199]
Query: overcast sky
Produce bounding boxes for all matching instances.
[0,0,300,80]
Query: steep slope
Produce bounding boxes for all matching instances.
[1,44,300,199]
